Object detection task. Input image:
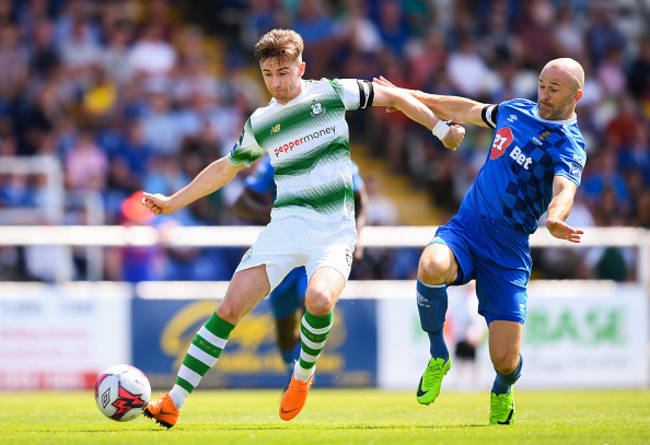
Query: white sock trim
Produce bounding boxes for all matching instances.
[418,281,446,289]
[293,361,315,382]
[169,385,189,410]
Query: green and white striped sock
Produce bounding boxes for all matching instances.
[293,311,334,382]
[168,313,234,409]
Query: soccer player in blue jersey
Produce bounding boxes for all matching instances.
[376,58,587,425]
[233,155,368,378]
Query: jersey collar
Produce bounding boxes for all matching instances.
[533,110,577,125]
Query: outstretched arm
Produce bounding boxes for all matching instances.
[143,157,245,215]
[546,175,583,243]
[374,76,491,128]
[371,83,465,150]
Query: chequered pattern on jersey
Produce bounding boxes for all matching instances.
[461,98,586,235]
[502,126,567,233]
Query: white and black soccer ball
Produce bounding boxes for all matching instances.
[94,364,151,422]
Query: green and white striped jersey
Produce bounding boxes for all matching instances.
[227,78,372,223]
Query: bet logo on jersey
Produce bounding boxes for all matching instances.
[490,127,514,159]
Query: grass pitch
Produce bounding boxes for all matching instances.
[0,389,648,444]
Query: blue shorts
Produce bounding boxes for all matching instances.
[269,267,307,319]
[430,208,532,325]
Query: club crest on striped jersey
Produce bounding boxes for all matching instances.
[490,127,514,159]
[310,102,326,117]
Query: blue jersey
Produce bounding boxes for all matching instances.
[460,98,586,235]
[245,155,364,198]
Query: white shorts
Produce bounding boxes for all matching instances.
[235,215,357,292]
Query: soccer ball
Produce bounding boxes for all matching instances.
[94,364,151,422]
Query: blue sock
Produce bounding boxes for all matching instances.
[280,347,296,372]
[280,341,302,373]
[416,279,449,361]
[492,354,524,395]
[427,331,448,361]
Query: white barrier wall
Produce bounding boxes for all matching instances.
[377,282,649,390]
[0,280,647,391]
[0,283,131,390]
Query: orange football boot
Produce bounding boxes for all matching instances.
[279,374,313,421]
[143,393,180,428]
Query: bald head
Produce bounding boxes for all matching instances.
[541,58,585,92]
[537,58,585,120]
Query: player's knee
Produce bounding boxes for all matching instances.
[492,350,520,375]
[304,287,336,316]
[216,300,243,325]
[418,252,449,285]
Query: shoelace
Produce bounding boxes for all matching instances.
[491,394,511,411]
[289,381,310,394]
[422,362,444,389]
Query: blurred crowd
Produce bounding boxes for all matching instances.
[0,0,648,283]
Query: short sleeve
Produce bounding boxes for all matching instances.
[227,118,266,167]
[329,78,373,111]
[555,148,586,186]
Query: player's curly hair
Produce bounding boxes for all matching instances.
[254,29,304,64]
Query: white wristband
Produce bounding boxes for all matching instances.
[432,120,451,140]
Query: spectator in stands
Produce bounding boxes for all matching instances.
[513,0,556,70]
[605,94,645,148]
[101,20,134,86]
[0,23,28,103]
[634,188,650,228]
[58,17,102,85]
[375,0,409,58]
[584,3,626,68]
[597,46,627,97]
[292,0,339,79]
[550,4,585,60]
[127,22,176,78]
[627,37,650,109]
[140,79,184,156]
[0,0,649,287]
[446,35,491,98]
[28,18,60,78]
[64,128,109,192]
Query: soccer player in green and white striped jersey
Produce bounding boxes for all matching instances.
[142,28,465,428]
